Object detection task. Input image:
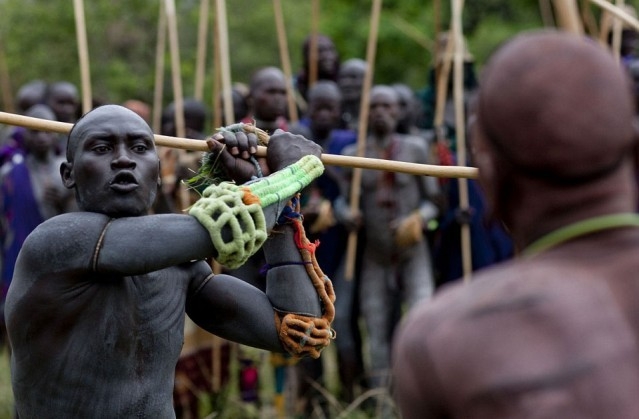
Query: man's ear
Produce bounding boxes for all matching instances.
[60,161,75,189]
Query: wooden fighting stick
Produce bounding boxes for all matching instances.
[73,0,92,115]
[0,111,479,180]
[343,0,382,282]
[273,0,299,124]
[451,0,474,282]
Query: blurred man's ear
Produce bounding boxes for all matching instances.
[60,161,75,189]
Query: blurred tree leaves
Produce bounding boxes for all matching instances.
[0,0,549,112]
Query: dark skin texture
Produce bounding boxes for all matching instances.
[392,30,639,418]
[302,35,339,80]
[22,105,74,215]
[337,58,367,104]
[297,34,340,101]
[16,80,47,114]
[5,105,323,418]
[46,81,79,123]
[248,67,288,131]
[307,81,342,142]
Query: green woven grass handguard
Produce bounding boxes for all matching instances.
[189,155,324,269]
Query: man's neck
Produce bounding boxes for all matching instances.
[252,117,281,132]
[372,132,394,149]
[507,165,637,252]
[311,126,331,145]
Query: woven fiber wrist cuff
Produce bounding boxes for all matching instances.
[189,155,324,269]
[189,182,267,269]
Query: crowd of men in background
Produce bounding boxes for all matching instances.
[1,20,638,417]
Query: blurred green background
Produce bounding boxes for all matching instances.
[0,0,555,112]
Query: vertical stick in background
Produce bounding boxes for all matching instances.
[153,0,168,134]
[344,0,383,281]
[434,0,441,45]
[551,0,584,35]
[0,36,14,113]
[165,0,186,140]
[154,0,177,211]
[73,0,92,114]
[194,0,210,102]
[580,0,600,38]
[209,1,229,393]
[539,0,556,27]
[611,0,625,62]
[211,12,222,129]
[216,0,234,127]
[165,0,190,212]
[451,0,472,282]
[273,0,299,124]
[592,0,639,45]
[433,33,454,135]
[433,5,446,125]
[599,4,613,45]
[308,0,320,88]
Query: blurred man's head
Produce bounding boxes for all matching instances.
[473,30,637,223]
[369,85,400,136]
[249,67,287,122]
[307,81,342,137]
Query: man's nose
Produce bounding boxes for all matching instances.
[111,146,136,168]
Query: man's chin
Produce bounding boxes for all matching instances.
[81,202,150,218]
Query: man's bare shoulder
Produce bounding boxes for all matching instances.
[400,258,620,347]
[18,212,110,268]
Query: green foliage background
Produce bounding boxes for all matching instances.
[0,0,636,113]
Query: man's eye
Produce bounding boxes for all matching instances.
[132,144,148,153]
[93,145,110,153]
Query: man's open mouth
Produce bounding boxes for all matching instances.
[110,172,139,192]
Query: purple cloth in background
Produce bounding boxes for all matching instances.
[1,157,44,298]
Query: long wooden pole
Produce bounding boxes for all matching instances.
[207,5,224,387]
[166,0,186,140]
[434,0,441,45]
[73,0,92,114]
[589,0,639,31]
[451,0,472,282]
[0,36,14,113]
[0,111,478,179]
[308,0,320,88]
[611,0,625,62]
[551,0,584,35]
[212,9,223,128]
[433,34,455,130]
[389,15,433,51]
[539,0,555,27]
[580,0,599,38]
[165,0,191,213]
[216,0,234,126]
[212,16,223,128]
[272,0,299,124]
[152,0,167,134]
[194,0,210,102]
[344,0,383,281]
